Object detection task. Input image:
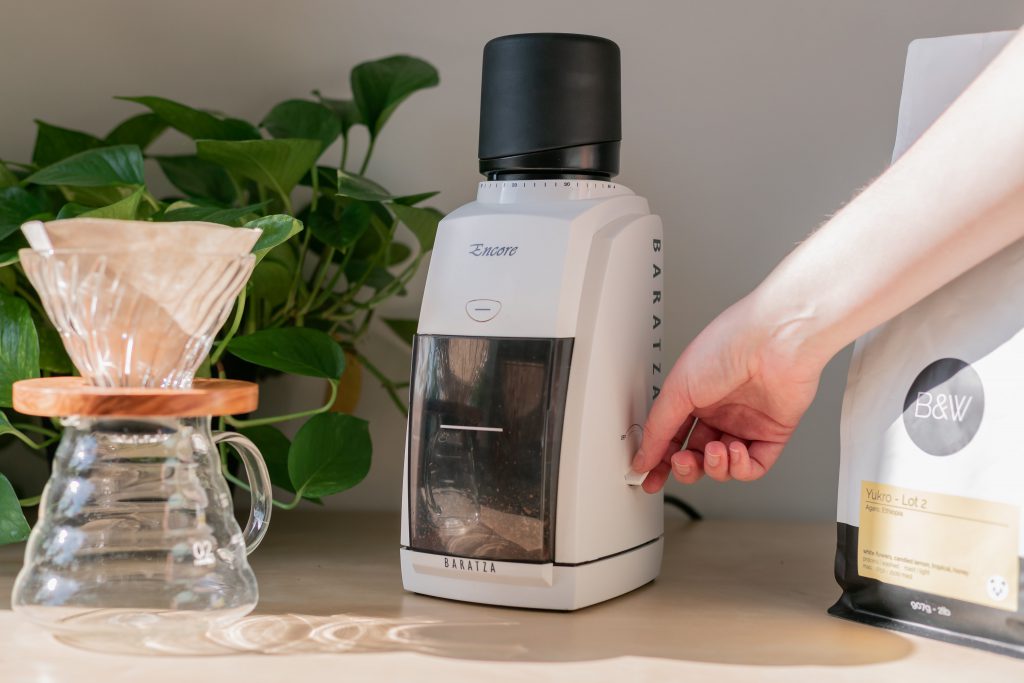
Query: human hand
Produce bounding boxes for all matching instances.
[632,295,828,491]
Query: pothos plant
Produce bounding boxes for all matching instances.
[0,55,443,544]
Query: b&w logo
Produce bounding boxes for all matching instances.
[902,358,984,456]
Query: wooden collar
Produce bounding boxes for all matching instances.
[12,377,258,417]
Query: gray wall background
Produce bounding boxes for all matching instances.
[3,1,1022,520]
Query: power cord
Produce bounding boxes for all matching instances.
[664,494,702,520]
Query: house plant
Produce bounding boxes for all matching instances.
[0,54,442,543]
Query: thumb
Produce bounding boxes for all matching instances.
[632,376,694,473]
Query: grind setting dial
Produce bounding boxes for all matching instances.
[476,179,632,204]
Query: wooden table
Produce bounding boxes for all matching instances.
[1,512,1021,681]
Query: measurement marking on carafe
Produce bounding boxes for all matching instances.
[192,540,215,567]
[440,424,504,433]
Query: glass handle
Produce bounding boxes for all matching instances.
[214,431,273,554]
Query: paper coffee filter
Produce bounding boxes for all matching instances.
[27,218,261,253]
[19,218,262,388]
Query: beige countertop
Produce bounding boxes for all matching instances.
[0,510,1021,681]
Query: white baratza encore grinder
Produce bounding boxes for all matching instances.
[400,33,665,609]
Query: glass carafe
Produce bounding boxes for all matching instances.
[11,414,272,640]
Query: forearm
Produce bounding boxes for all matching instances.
[752,28,1024,364]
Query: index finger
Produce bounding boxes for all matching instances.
[632,377,694,473]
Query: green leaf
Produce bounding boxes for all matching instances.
[0,187,46,242]
[105,113,168,150]
[227,327,345,379]
[262,100,341,152]
[288,412,371,498]
[0,292,39,407]
[391,203,442,251]
[0,411,16,438]
[26,145,144,187]
[392,191,439,206]
[248,258,291,307]
[55,202,91,220]
[119,96,260,141]
[32,121,102,168]
[34,318,74,374]
[312,91,363,136]
[348,206,393,259]
[0,473,31,545]
[246,214,303,256]
[388,242,412,265]
[197,138,322,200]
[239,425,295,493]
[0,162,21,189]
[308,200,371,250]
[299,165,338,190]
[337,171,391,202]
[350,55,439,139]
[345,259,401,293]
[80,186,145,220]
[0,268,14,293]
[61,186,130,207]
[155,155,237,204]
[159,201,265,226]
[262,232,299,272]
[0,232,28,267]
[383,318,418,345]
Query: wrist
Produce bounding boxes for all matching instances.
[739,282,840,373]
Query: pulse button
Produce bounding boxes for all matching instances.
[466,299,501,322]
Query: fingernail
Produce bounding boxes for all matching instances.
[729,443,742,462]
[706,452,720,468]
[675,462,691,476]
[630,450,645,472]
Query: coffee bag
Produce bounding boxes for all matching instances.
[831,30,1024,656]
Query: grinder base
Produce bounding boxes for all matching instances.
[400,537,663,611]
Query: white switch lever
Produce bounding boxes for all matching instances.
[624,468,647,487]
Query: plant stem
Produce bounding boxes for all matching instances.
[341,137,349,172]
[309,225,359,312]
[227,172,245,203]
[141,190,162,213]
[282,229,312,316]
[3,424,47,450]
[310,166,320,212]
[355,352,407,415]
[1,158,35,172]
[225,380,338,428]
[354,253,424,309]
[274,493,306,510]
[359,137,376,175]
[299,247,335,316]
[18,495,40,507]
[278,190,293,216]
[12,423,59,439]
[353,309,375,341]
[221,467,306,510]
[209,289,247,365]
[324,309,362,323]
[321,222,395,318]
[310,252,350,312]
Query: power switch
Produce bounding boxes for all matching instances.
[466,299,501,322]
[624,468,647,487]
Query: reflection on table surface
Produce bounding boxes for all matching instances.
[0,511,917,665]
